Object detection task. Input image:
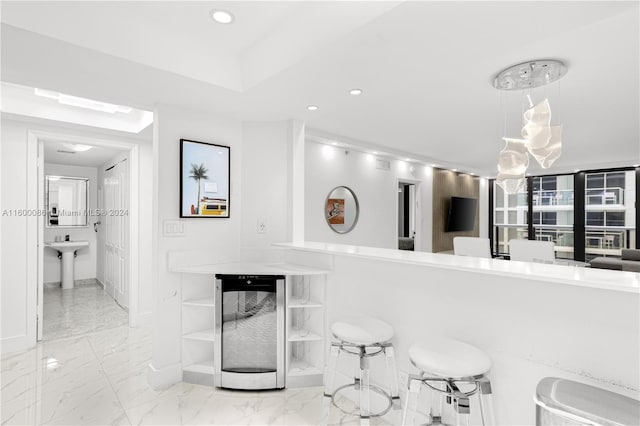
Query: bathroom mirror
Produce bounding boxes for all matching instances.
[325,186,359,234]
[46,176,89,227]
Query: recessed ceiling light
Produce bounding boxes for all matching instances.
[210,10,234,24]
[574,169,580,172]
[633,164,640,167]
[63,143,93,152]
[452,169,457,172]
[331,142,338,146]
[372,151,378,155]
[307,105,318,111]
[349,89,362,95]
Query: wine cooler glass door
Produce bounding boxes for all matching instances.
[215,275,285,389]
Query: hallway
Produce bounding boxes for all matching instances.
[43,280,128,341]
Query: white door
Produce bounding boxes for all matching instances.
[104,159,129,309]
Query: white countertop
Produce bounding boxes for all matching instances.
[274,241,640,294]
[171,261,330,276]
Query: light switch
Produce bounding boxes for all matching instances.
[163,220,184,237]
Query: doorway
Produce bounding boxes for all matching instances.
[397,180,421,251]
[34,130,140,341]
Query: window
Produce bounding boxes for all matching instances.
[491,168,638,261]
[606,172,625,190]
[586,212,604,226]
[606,212,625,227]
[586,174,604,189]
[533,212,557,225]
[584,170,636,260]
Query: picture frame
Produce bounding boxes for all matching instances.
[180,139,230,218]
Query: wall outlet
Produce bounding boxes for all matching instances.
[257,218,267,234]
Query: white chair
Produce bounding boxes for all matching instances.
[453,237,492,259]
[508,239,555,263]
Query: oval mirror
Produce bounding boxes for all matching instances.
[325,186,359,234]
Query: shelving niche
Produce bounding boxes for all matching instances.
[285,274,326,388]
[181,273,215,385]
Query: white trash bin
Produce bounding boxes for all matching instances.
[534,377,640,426]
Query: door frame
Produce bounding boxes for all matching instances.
[33,130,140,339]
[396,178,422,251]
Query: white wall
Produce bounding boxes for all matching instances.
[1,120,38,354]
[240,121,292,260]
[479,178,489,238]
[43,163,98,284]
[150,105,243,385]
[149,110,304,388]
[305,141,433,252]
[0,116,153,354]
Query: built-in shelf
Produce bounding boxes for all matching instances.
[183,297,215,307]
[183,329,215,342]
[288,360,323,376]
[288,331,323,342]
[183,360,215,375]
[288,298,323,308]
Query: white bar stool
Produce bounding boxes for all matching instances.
[322,316,401,426]
[402,338,495,426]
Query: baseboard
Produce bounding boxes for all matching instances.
[104,280,115,296]
[183,371,215,387]
[1,334,34,356]
[131,311,152,328]
[287,374,323,388]
[96,278,105,288]
[147,362,182,389]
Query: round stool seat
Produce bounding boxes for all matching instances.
[331,316,394,346]
[409,338,491,379]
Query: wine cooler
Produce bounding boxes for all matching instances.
[214,274,285,390]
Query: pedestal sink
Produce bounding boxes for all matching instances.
[44,241,89,289]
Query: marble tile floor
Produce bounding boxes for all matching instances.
[43,279,129,341]
[2,324,401,426]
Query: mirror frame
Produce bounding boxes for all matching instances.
[45,175,90,228]
[325,186,360,234]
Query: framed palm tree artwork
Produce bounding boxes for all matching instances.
[180,139,230,218]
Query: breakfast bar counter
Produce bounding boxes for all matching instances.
[274,241,640,293]
[274,241,640,425]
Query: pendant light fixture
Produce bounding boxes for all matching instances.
[493,59,567,193]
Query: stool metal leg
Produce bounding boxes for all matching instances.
[359,347,371,426]
[451,381,470,426]
[430,381,445,425]
[477,377,495,426]
[322,344,340,425]
[384,346,401,408]
[401,376,421,426]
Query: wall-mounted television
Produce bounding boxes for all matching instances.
[446,196,477,232]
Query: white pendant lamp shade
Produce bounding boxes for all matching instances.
[521,98,563,169]
[496,138,529,194]
[493,60,568,185]
[528,125,562,168]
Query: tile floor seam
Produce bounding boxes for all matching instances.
[86,335,133,426]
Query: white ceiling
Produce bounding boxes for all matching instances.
[1,1,638,175]
[43,140,124,168]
